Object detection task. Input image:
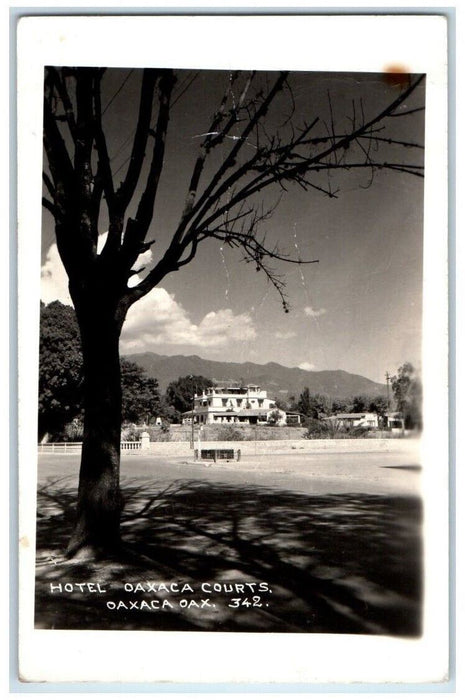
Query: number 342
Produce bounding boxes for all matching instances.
[228,596,264,608]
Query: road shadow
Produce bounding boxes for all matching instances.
[35,476,422,636]
[380,465,422,471]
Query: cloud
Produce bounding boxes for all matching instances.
[304,305,326,318]
[298,361,316,371]
[41,236,155,303]
[275,330,297,340]
[41,241,256,353]
[98,232,154,288]
[40,243,73,305]
[121,291,257,353]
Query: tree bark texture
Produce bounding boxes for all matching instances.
[66,295,124,558]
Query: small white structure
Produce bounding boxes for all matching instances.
[324,412,379,429]
[182,384,287,426]
[140,431,151,450]
[285,412,303,425]
[385,412,405,433]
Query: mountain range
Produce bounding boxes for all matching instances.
[124,352,386,400]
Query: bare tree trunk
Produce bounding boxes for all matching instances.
[66,300,123,558]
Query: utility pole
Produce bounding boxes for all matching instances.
[189,375,195,449]
[385,372,391,410]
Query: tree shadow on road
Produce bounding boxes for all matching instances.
[35,476,422,636]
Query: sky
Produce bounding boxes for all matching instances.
[41,69,425,384]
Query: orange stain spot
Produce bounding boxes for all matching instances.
[383,65,412,89]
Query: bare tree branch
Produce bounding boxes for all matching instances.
[43,68,424,315]
[93,72,116,213]
[115,69,158,210]
[42,196,58,217]
[46,67,77,141]
[42,171,55,199]
[173,72,287,245]
[193,75,425,236]
[176,71,248,231]
[388,106,425,118]
[119,69,176,271]
[43,72,75,196]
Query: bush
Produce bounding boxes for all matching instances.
[303,418,332,439]
[267,409,283,426]
[303,419,372,439]
[50,417,84,442]
[121,423,141,441]
[347,426,371,438]
[304,417,327,432]
[216,425,245,441]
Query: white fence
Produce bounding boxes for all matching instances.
[38,441,142,454]
[38,443,82,454]
[120,441,142,451]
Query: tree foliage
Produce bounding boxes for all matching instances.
[296,388,331,419]
[120,358,160,424]
[368,395,389,415]
[39,300,83,439]
[351,395,369,413]
[272,397,290,411]
[39,301,161,436]
[294,392,389,419]
[391,362,422,429]
[165,375,214,417]
[347,394,389,414]
[267,409,283,426]
[331,398,349,414]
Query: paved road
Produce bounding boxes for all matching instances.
[38,445,421,497]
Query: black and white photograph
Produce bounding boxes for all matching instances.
[17,15,449,685]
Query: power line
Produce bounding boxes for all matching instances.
[111,127,137,163]
[171,71,199,109]
[102,69,134,116]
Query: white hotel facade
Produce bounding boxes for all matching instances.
[182,384,291,426]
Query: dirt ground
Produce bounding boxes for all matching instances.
[38,444,422,494]
[34,445,423,636]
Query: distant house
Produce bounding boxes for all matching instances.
[182,384,289,426]
[285,412,304,426]
[324,412,379,429]
[384,412,405,432]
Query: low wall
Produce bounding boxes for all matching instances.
[144,437,420,458]
[139,425,418,443]
[142,425,307,442]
